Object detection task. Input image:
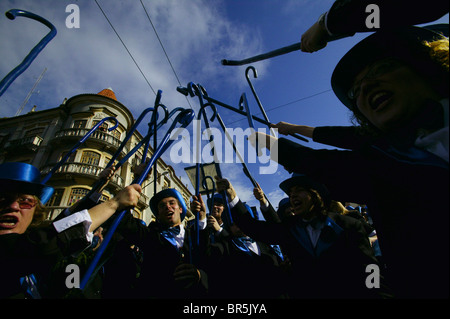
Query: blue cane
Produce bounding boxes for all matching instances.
[184,83,233,227]
[41,116,118,184]
[0,9,57,97]
[79,109,195,291]
[176,85,308,143]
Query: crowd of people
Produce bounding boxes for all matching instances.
[1,0,448,299]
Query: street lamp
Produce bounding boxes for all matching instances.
[183,162,219,195]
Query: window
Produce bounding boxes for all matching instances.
[46,189,64,207]
[92,120,108,132]
[67,188,89,206]
[67,187,108,206]
[104,156,112,167]
[59,151,77,163]
[80,151,100,166]
[24,127,44,138]
[73,120,87,129]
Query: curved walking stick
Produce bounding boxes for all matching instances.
[202,175,216,244]
[246,66,309,141]
[114,107,186,170]
[202,175,216,216]
[107,107,160,169]
[58,106,167,220]
[246,66,277,137]
[177,84,308,143]
[184,83,233,232]
[0,9,57,97]
[193,101,217,247]
[79,107,161,201]
[41,116,118,184]
[238,92,261,156]
[146,90,169,194]
[193,84,272,212]
[80,108,195,291]
[221,34,346,66]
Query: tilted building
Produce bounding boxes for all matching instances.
[0,88,193,225]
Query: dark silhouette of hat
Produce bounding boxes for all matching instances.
[150,188,187,221]
[0,162,54,205]
[331,24,449,109]
[279,173,330,206]
[206,193,225,208]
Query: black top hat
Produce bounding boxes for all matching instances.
[279,173,331,206]
[150,188,187,221]
[206,193,225,208]
[331,24,449,110]
[0,162,54,205]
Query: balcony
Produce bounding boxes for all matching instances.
[51,128,127,154]
[4,135,43,152]
[40,162,125,189]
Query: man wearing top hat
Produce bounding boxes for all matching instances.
[0,162,141,298]
[215,174,384,299]
[115,188,210,298]
[252,24,449,297]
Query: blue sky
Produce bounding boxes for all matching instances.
[1,1,448,211]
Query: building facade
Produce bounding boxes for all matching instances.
[0,88,193,225]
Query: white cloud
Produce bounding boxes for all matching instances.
[0,0,268,119]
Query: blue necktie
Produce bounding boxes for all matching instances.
[232,236,255,256]
[19,274,41,299]
[160,226,181,248]
[161,225,180,236]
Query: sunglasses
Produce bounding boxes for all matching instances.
[0,194,38,210]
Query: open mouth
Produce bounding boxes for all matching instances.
[0,215,19,229]
[369,90,393,111]
[164,211,175,219]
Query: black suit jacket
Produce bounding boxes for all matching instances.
[0,222,91,298]
[204,227,288,299]
[116,213,209,298]
[231,200,385,299]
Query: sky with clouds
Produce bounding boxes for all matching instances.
[0,1,448,211]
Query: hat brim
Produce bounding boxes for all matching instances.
[331,25,448,109]
[206,194,225,208]
[279,175,330,205]
[0,179,54,205]
[150,188,187,221]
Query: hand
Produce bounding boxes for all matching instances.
[112,184,142,211]
[270,121,295,136]
[91,227,104,251]
[98,166,117,192]
[248,131,277,152]
[270,122,315,138]
[207,215,221,232]
[88,184,142,232]
[214,176,236,201]
[253,182,268,206]
[173,263,201,289]
[190,195,206,220]
[132,158,152,181]
[99,165,116,180]
[300,21,329,53]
